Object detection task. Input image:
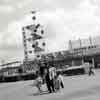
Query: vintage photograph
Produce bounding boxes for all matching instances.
[0,0,100,100]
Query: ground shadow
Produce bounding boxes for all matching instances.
[28,90,50,96]
[33,91,50,96]
[50,85,100,100]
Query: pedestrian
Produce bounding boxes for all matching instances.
[49,65,56,92]
[58,72,64,89]
[55,72,64,91]
[33,74,43,93]
[55,74,60,91]
[45,68,52,93]
[88,62,95,76]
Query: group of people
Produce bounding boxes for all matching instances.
[33,62,95,94]
[34,64,64,94]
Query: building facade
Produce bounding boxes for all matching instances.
[68,36,100,68]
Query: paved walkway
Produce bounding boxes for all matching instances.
[0,69,100,100]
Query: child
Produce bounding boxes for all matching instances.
[33,75,43,93]
[55,72,64,91]
[55,75,60,91]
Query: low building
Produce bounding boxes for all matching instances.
[68,36,100,68]
[0,61,22,77]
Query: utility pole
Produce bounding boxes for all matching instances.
[79,38,84,64]
[68,40,74,66]
[89,36,95,68]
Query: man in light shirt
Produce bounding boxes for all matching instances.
[49,65,56,92]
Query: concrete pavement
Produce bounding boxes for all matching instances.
[0,69,100,100]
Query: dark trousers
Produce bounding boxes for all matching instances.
[46,79,55,93]
[89,70,95,76]
[50,79,55,92]
[60,81,64,88]
[46,81,52,93]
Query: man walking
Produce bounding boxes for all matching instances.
[45,68,52,93]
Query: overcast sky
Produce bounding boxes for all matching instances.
[0,0,100,62]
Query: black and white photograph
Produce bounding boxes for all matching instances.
[0,0,100,100]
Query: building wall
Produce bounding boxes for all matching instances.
[68,36,100,67]
[69,36,100,50]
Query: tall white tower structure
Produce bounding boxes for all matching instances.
[22,11,46,62]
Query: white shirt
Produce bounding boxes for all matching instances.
[58,74,64,84]
[49,67,56,80]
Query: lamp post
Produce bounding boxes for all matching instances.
[89,36,95,68]
[68,40,74,66]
